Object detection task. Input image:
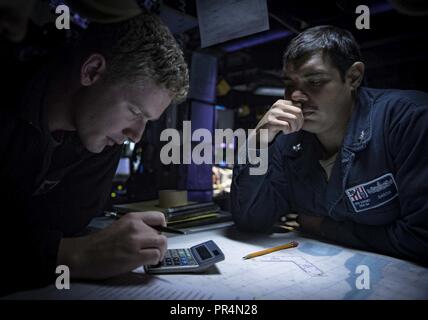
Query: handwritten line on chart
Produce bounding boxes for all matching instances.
[254,255,324,276]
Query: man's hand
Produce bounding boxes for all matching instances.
[282,213,324,235]
[249,100,304,147]
[57,211,168,280]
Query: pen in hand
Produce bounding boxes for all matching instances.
[152,225,186,235]
[243,241,298,260]
[104,211,186,234]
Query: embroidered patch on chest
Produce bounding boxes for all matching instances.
[345,173,398,212]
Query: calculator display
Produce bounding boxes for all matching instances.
[195,245,212,260]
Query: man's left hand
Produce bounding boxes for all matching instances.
[283,213,324,235]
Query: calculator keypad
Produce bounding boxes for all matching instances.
[160,248,197,267]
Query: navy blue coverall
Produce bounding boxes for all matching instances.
[231,87,428,264]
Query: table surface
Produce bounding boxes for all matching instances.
[5,222,428,300]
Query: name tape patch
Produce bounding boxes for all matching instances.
[345,173,398,213]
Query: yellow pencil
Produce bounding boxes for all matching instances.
[243,241,299,260]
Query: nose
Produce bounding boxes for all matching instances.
[124,119,147,143]
[290,89,308,107]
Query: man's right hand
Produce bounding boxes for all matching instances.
[57,211,168,280]
[251,99,304,146]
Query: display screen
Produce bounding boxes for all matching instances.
[196,245,212,260]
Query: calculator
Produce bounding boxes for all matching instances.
[144,240,225,274]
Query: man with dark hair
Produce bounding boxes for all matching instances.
[231,25,428,264]
[0,11,189,295]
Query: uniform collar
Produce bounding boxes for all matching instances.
[284,86,374,158]
[284,130,325,159]
[282,86,375,176]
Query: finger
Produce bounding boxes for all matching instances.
[279,225,295,232]
[290,109,304,131]
[286,213,299,220]
[284,221,300,228]
[270,99,290,109]
[279,106,304,130]
[258,121,290,142]
[263,119,292,135]
[293,101,303,109]
[139,248,163,265]
[137,234,168,251]
[273,99,295,107]
[273,104,304,131]
[273,100,303,115]
[270,109,300,132]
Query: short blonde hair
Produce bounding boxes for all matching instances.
[80,11,189,103]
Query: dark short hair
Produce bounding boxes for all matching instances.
[283,25,362,80]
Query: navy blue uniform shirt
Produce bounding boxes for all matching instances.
[232,87,428,265]
[0,64,122,295]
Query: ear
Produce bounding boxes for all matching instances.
[346,61,365,91]
[80,54,106,86]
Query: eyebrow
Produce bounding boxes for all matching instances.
[303,72,329,77]
[283,71,330,81]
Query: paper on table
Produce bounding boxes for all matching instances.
[4,271,243,300]
[151,228,428,300]
[6,225,427,300]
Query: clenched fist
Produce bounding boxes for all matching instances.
[250,100,304,146]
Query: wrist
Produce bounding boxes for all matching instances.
[248,129,272,150]
[297,214,324,235]
[57,237,86,279]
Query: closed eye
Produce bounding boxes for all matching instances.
[129,105,142,115]
[128,106,144,120]
[308,80,323,86]
[305,77,329,87]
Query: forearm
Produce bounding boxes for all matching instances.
[319,217,428,264]
[231,165,280,231]
[232,138,292,232]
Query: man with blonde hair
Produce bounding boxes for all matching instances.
[0,11,189,295]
